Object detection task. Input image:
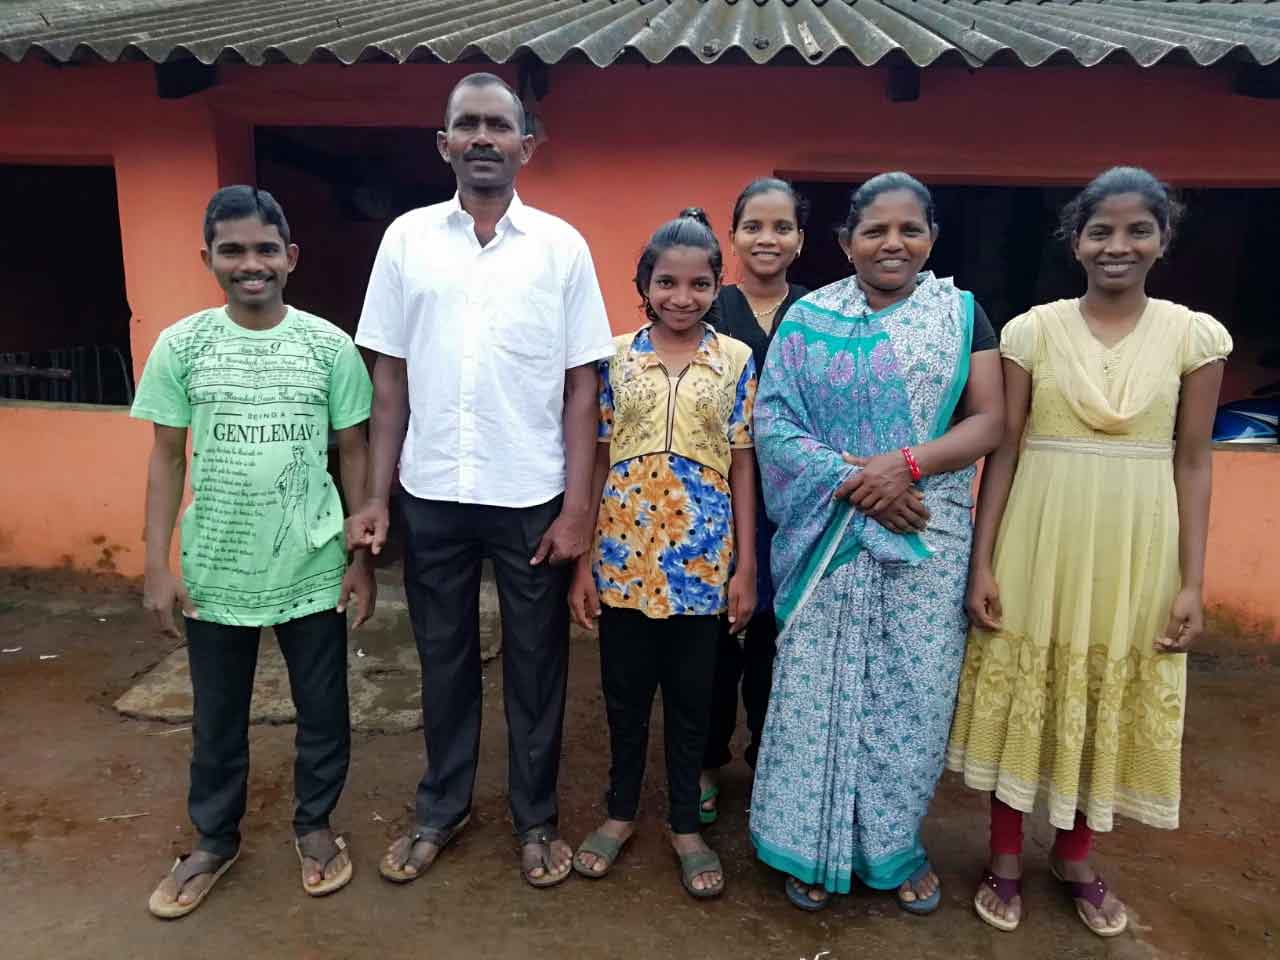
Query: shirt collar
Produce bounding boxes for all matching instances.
[445,191,529,236]
[627,323,725,375]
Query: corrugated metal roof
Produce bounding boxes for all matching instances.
[1,0,1278,69]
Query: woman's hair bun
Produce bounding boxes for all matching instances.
[677,206,712,229]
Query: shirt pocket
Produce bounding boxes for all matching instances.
[490,286,561,363]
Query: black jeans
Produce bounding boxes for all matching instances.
[185,610,350,859]
[399,491,571,837]
[703,611,778,771]
[598,605,719,834]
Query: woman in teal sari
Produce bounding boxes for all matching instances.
[749,173,1004,912]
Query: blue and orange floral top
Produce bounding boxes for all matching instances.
[593,324,756,619]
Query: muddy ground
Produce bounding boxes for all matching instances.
[1,568,1276,960]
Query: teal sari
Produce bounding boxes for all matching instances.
[749,273,976,892]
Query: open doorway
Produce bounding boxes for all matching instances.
[790,180,1280,405]
[254,126,456,336]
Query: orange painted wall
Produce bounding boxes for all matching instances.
[0,59,1277,635]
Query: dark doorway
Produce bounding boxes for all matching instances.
[0,163,133,405]
[254,126,456,335]
[790,180,1280,403]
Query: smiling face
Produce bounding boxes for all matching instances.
[201,215,297,311]
[731,189,804,282]
[645,245,720,334]
[841,188,936,296]
[1072,192,1166,294]
[437,82,533,195]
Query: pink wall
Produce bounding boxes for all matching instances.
[0,59,1277,636]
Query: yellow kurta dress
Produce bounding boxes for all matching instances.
[946,298,1232,832]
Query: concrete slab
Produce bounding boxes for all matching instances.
[113,567,503,733]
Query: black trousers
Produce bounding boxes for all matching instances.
[185,610,350,859]
[703,610,779,771]
[598,605,719,834]
[400,491,570,836]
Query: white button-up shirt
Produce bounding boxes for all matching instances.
[355,193,613,507]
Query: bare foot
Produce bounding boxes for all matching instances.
[382,834,443,879]
[672,832,722,893]
[574,818,634,877]
[975,852,1023,928]
[1053,857,1127,934]
[522,835,573,886]
[298,829,349,889]
[899,866,939,904]
[790,878,830,906]
[153,850,228,908]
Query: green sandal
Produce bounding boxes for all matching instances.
[678,849,725,900]
[699,784,720,825]
[572,829,632,879]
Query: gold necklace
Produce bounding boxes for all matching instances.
[746,292,787,320]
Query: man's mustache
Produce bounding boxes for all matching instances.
[463,149,503,162]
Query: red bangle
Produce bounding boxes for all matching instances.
[901,446,922,482]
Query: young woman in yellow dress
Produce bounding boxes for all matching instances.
[947,167,1232,937]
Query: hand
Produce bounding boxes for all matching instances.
[834,452,913,513]
[337,554,376,630]
[866,487,930,534]
[1156,587,1203,653]
[727,569,757,637]
[965,566,1003,631]
[568,559,601,631]
[531,508,592,566]
[347,498,390,555]
[142,566,196,638]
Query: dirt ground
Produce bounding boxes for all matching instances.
[1,569,1277,960]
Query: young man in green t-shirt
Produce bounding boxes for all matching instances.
[132,186,374,919]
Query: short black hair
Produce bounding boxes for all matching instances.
[635,208,724,326]
[731,177,810,232]
[1059,166,1183,251]
[203,185,290,247]
[444,72,527,135]
[843,171,937,234]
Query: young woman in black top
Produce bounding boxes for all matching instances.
[699,178,809,823]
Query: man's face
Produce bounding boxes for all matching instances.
[437,84,533,194]
[201,216,297,309]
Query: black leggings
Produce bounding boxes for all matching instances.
[598,605,719,834]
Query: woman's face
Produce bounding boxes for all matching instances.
[646,245,719,334]
[841,189,936,295]
[731,190,804,281]
[1072,193,1165,294]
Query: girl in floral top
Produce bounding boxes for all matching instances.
[569,208,757,899]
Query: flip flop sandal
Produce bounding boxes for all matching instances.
[1051,866,1128,938]
[572,828,633,879]
[520,824,573,889]
[785,875,831,912]
[148,848,241,920]
[897,860,942,916]
[379,813,471,884]
[973,868,1023,932]
[296,830,352,897]
[678,849,725,900]
[699,784,720,825]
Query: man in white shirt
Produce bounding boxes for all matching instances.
[349,73,613,889]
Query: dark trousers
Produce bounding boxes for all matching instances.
[703,610,778,771]
[400,491,570,836]
[598,605,719,834]
[185,610,350,859]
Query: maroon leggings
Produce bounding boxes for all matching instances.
[990,796,1093,862]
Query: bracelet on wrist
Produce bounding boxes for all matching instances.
[901,446,923,483]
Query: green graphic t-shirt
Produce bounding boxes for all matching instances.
[131,306,373,626]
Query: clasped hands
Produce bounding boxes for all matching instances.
[832,452,929,535]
